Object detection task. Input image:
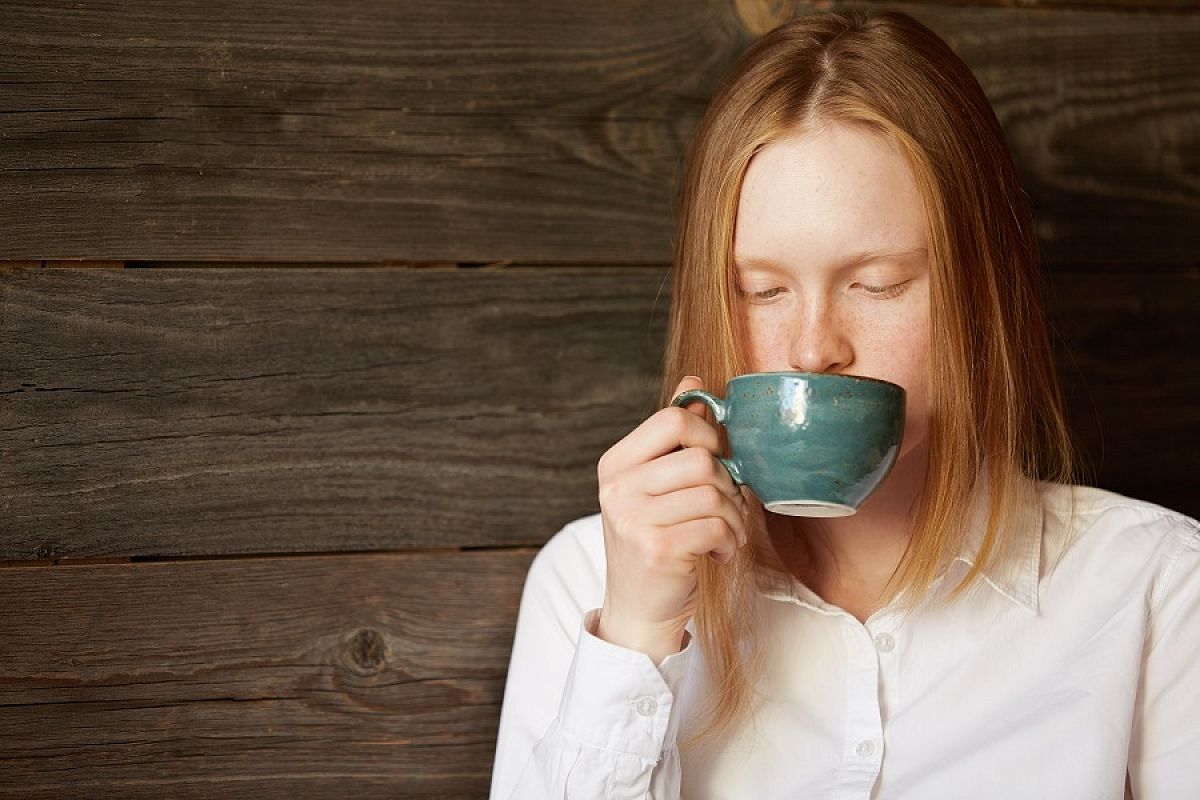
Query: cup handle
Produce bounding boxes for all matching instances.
[670,389,745,486]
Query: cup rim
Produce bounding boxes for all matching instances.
[729,370,902,390]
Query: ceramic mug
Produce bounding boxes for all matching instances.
[671,371,906,516]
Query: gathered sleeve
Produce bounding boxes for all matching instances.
[489,522,697,800]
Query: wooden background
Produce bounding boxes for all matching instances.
[1,0,1197,797]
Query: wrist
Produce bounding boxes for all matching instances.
[594,609,688,665]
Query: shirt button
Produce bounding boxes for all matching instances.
[634,696,658,717]
[874,632,895,652]
[856,739,876,758]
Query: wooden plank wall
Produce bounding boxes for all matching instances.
[1,1,1196,797]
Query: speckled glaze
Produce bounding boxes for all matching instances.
[671,371,905,517]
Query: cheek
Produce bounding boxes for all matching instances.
[898,319,930,401]
[887,318,931,447]
[735,307,775,364]
[855,309,930,419]
[857,303,927,366]
[902,356,930,430]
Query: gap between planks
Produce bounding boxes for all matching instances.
[0,543,541,569]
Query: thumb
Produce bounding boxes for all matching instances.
[674,374,707,417]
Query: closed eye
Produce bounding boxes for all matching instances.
[857,280,912,299]
[732,283,782,303]
[735,280,913,303]
[746,287,782,301]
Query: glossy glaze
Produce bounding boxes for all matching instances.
[671,371,905,517]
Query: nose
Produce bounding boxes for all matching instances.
[787,302,853,374]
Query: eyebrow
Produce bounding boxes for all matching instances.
[733,246,928,272]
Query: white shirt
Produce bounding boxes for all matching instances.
[490,477,1200,799]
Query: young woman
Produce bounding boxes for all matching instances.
[490,9,1198,798]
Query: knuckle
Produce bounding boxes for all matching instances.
[597,477,617,509]
[687,445,712,472]
[596,449,611,482]
[699,484,724,511]
[710,455,730,482]
[705,516,726,538]
[667,405,692,438]
[643,536,673,570]
[613,506,642,537]
[598,444,625,479]
[723,519,738,542]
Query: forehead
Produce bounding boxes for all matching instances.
[733,124,927,266]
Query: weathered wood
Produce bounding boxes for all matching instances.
[0,548,537,798]
[1044,270,1200,511]
[1,265,1195,562]
[0,265,669,560]
[879,2,1200,270]
[735,0,1200,40]
[879,0,1200,13]
[0,1,1196,266]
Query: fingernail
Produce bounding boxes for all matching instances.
[682,375,702,382]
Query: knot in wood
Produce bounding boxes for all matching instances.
[345,627,388,675]
[734,0,799,37]
[33,542,60,560]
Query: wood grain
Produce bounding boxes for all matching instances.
[873,0,1200,13]
[1045,269,1200,508]
[1,265,1195,563]
[0,1,1195,266]
[0,548,536,798]
[869,1,1200,269]
[0,265,670,560]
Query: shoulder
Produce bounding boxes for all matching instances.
[529,511,606,583]
[1038,482,1199,607]
[1039,482,1197,549]
[520,512,607,624]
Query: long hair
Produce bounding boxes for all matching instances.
[658,8,1083,749]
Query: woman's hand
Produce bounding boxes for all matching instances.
[595,375,749,665]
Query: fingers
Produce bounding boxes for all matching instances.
[643,484,748,549]
[668,516,742,565]
[623,445,743,507]
[599,376,723,479]
[673,375,707,416]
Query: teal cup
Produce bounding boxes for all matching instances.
[671,371,905,517]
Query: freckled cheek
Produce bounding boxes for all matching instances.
[854,314,930,409]
[736,311,783,365]
[845,311,911,361]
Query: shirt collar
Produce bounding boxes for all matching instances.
[754,462,1044,616]
[952,463,1043,615]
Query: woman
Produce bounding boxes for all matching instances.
[490,9,1198,798]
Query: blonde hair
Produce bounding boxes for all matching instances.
[658,8,1084,749]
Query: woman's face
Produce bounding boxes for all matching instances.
[732,122,931,461]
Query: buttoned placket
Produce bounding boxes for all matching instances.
[866,608,903,721]
[764,577,905,800]
[832,610,886,798]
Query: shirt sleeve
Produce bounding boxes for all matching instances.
[1128,514,1200,798]
[489,522,696,800]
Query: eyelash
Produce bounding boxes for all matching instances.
[737,280,913,303]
